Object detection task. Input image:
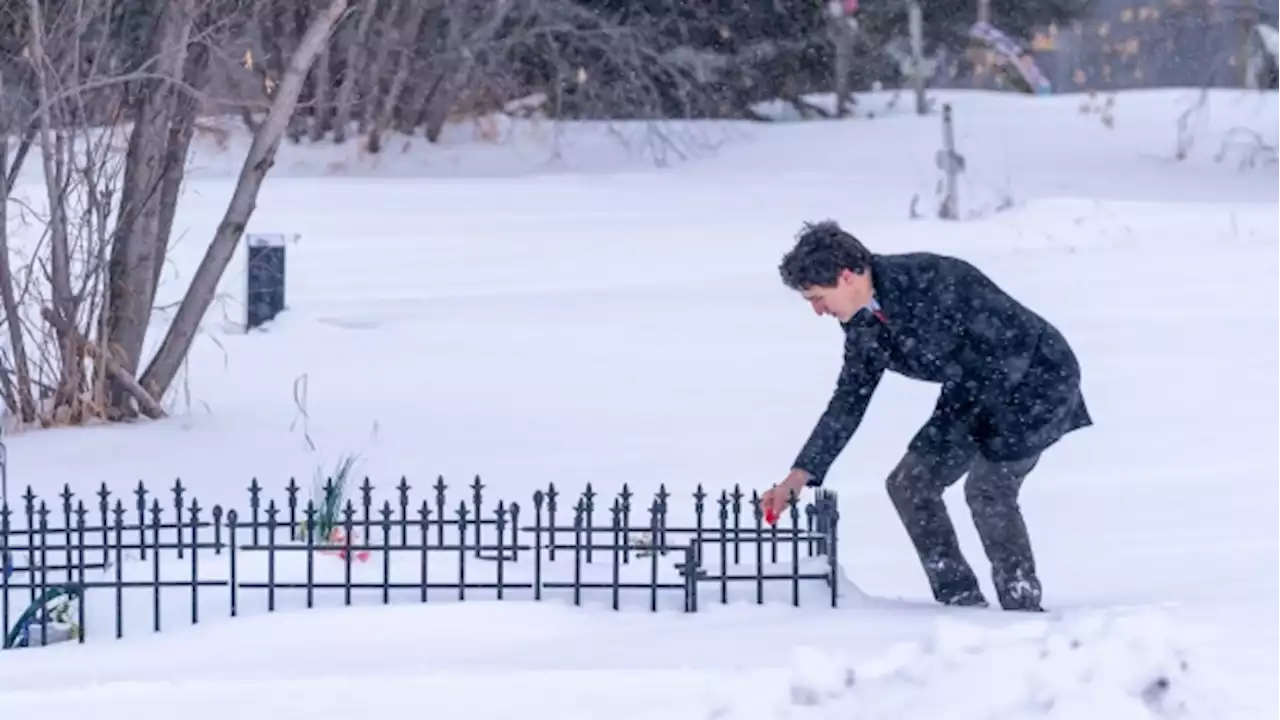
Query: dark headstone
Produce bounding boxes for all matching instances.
[246,233,287,331]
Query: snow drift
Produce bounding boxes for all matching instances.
[708,609,1245,720]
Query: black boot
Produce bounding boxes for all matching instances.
[993,566,1043,612]
[928,555,988,607]
[940,587,989,608]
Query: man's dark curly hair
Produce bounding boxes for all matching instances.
[778,220,872,290]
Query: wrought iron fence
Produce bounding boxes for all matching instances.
[0,476,841,650]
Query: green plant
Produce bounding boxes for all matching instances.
[294,451,359,544]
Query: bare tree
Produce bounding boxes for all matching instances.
[414,0,521,144]
[0,0,350,428]
[326,0,379,142]
[140,0,350,399]
[0,95,39,423]
[4,0,139,425]
[104,0,200,414]
[229,0,763,154]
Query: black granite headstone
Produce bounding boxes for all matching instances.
[246,233,287,331]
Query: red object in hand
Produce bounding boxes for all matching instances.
[765,508,779,526]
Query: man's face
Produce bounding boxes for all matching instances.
[800,269,870,323]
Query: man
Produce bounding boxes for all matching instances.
[761,220,1091,612]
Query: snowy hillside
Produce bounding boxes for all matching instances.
[0,87,1277,719]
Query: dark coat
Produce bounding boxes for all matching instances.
[793,252,1092,485]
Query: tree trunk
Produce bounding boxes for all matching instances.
[139,0,350,400]
[308,27,333,141]
[41,308,165,420]
[357,0,406,137]
[151,36,212,296]
[330,0,379,143]
[0,138,38,423]
[365,1,430,153]
[106,0,197,401]
[422,2,516,143]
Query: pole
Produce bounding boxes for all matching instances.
[908,1,927,115]
[829,1,854,116]
[940,104,959,219]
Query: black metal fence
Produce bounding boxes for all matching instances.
[0,476,841,650]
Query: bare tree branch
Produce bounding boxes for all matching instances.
[140,0,351,399]
[26,0,84,418]
[39,307,165,420]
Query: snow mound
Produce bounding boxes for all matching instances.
[708,609,1243,720]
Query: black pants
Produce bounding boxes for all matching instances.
[885,447,1043,611]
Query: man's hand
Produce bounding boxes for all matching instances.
[761,469,811,525]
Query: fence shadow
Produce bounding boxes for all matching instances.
[1,476,842,650]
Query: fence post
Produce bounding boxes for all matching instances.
[681,545,698,613]
[0,441,15,592]
[826,492,841,608]
[0,426,8,530]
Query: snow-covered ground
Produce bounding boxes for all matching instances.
[0,601,1254,719]
[1,88,1277,718]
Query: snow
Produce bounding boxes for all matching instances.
[1,88,1277,718]
[719,610,1241,720]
